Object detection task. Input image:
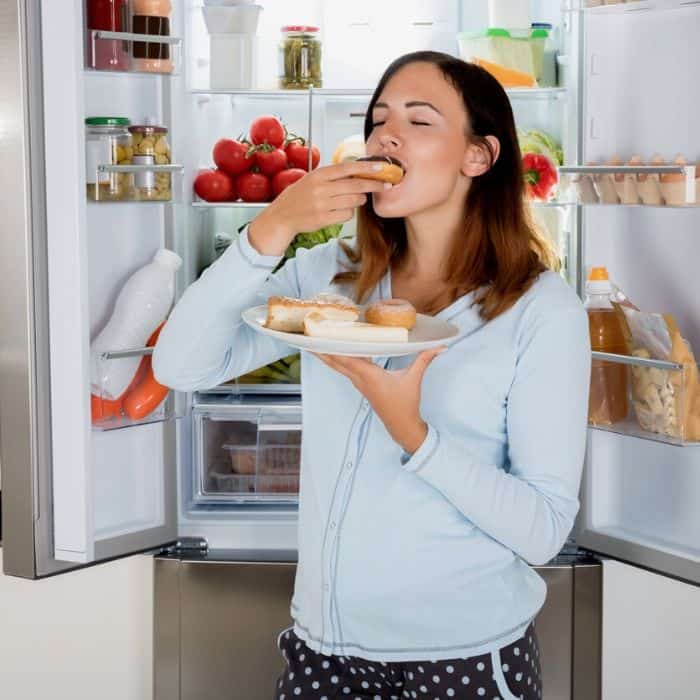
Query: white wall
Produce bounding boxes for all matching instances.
[603,560,700,700]
[0,550,153,700]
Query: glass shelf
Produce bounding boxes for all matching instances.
[567,0,700,14]
[188,86,567,102]
[192,199,576,210]
[86,29,182,75]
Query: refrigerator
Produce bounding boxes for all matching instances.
[0,0,697,698]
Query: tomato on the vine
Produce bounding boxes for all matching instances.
[237,171,272,203]
[193,169,236,202]
[212,138,254,176]
[285,139,320,171]
[254,145,288,176]
[271,168,306,197]
[250,116,286,149]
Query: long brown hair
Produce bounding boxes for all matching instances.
[334,51,557,321]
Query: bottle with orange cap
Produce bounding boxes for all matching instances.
[585,266,628,425]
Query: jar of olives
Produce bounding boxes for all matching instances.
[128,121,172,201]
[279,26,322,89]
[85,117,134,201]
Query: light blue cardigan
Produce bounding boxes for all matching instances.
[153,229,591,662]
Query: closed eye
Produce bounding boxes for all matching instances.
[371,120,431,127]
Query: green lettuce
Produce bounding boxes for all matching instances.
[518,128,563,166]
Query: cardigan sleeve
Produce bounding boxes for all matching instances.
[402,302,591,565]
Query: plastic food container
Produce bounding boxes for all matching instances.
[457,28,547,82]
[201,4,263,34]
[279,25,322,89]
[210,471,255,493]
[128,121,172,200]
[85,116,134,201]
[222,444,257,474]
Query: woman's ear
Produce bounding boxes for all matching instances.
[462,136,501,177]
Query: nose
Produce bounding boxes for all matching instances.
[378,131,400,150]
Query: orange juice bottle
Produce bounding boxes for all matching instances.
[585,267,628,425]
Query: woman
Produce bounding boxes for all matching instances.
[154,51,590,700]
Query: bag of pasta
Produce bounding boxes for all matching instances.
[615,307,700,442]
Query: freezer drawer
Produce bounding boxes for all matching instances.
[192,399,302,505]
[154,553,601,700]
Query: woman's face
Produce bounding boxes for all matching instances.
[366,61,471,219]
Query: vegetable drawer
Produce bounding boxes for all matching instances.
[193,397,302,504]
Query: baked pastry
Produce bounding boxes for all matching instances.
[352,155,405,184]
[365,299,417,330]
[304,311,408,342]
[265,294,358,333]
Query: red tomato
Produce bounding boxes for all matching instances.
[249,116,286,148]
[193,169,236,202]
[285,140,320,171]
[212,138,254,176]
[255,146,288,176]
[237,172,272,203]
[271,168,306,197]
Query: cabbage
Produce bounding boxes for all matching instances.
[518,128,563,166]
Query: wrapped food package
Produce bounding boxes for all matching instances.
[616,307,700,442]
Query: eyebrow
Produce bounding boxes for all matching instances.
[373,100,443,116]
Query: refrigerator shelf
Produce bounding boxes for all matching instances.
[589,352,700,445]
[91,346,180,431]
[86,29,182,75]
[88,164,184,203]
[188,87,567,102]
[590,419,700,447]
[192,200,577,210]
[566,0,700,15]
[559,164,697,206]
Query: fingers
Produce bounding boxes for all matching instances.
[408,347,447,379]
[313,354,376,383]
[327,178,389,197]
[328,194,368,211]
[320,160,386,182]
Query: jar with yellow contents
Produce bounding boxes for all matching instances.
[127,121,172,201]
[85,116,135,201]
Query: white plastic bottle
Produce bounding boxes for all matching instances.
[90,248,182,399]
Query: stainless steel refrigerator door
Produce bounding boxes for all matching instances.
[0,0,178,578]
[154,554,601,700]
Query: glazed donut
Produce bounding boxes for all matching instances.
[352,156,405,185]
[365,299,417,330]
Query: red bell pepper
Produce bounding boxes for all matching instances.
[523,152,558,200]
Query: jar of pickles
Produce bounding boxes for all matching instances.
[85,116,134,201]
[279,26,322,89]
[128,121,172,201]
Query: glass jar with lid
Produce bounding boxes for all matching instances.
[85,117,135,201]
[128,120,172,201]
[279,25,322,89]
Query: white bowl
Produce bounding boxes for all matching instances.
[201,5,262,34]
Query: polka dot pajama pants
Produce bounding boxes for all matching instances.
[274,624,542,700]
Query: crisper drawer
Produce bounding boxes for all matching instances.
[193,401,301,504]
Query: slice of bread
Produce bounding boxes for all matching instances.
[303,311,408,342]
[265,296,358,333]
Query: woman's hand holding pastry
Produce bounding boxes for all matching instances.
[313,348,445,454]
[248,161,389,256]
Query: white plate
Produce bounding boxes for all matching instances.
[242,305,460,358]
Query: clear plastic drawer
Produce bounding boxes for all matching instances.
[193,399,302,504]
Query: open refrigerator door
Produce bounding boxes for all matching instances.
[571,0,700,584]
